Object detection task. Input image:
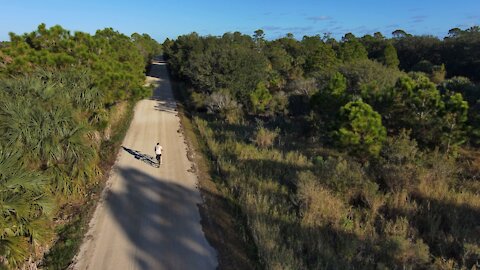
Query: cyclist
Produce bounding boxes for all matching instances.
[154,142,163,166]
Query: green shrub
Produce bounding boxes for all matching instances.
[377,131,420,191]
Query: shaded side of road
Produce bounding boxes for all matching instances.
[105,167,216,269]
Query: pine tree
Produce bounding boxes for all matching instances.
[336,100,386,156]
[381,43,400,68]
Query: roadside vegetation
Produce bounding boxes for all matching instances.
[165,27,480,269]
[172,81,260,269]
[0,24,161,269]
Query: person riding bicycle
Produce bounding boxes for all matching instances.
[154,142,163,165]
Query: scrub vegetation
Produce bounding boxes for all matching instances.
[165,27,480,269]
[0,24,161,269]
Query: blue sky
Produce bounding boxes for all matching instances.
[1,0,479,42]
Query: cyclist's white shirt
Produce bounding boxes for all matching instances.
[155,145,163,155]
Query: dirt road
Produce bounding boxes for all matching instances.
[73,61,218,270]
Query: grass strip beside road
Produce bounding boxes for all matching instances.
[42,101,135,269]
[171,79,260,270]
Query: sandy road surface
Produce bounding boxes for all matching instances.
[73,61,218,270]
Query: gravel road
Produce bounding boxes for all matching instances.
[72,61,218,270]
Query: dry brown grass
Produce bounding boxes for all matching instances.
[252,126,279,148]
[297,171,347,228]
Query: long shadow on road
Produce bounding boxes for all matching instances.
[105,166,216,269]
[122,146,159,168]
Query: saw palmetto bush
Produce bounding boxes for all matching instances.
[0,71,101,268]
[0,146,53,268]
[0,72,100,195]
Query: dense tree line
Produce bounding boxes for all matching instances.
[1,23,161,103]
[0,24,160,268]
[388,26,480,82]
[165,27,480,152]
[166,26,480,269]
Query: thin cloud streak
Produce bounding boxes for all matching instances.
[262,25,313,32]
[386,24,400,28]
[411,15,428,23]
[306,15,332,23]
